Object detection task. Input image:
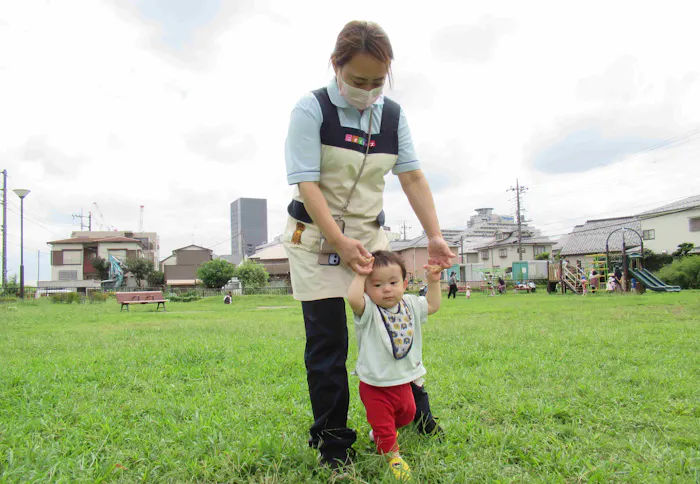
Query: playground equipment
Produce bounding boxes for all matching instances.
[101,255,125,289]
[547,227,680,294]
[628,253,681,292]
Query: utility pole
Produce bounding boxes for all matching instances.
[507,179,528,261]
[399,221,412,241]
[37,250,40,284]
[1,169,7,291]
[73,209,91,231]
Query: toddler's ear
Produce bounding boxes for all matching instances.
[403,278,409,290]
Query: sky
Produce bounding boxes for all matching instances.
[1,0,700,285]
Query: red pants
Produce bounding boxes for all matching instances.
[359,381,416,454]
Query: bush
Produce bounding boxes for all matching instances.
[50,292,82,304]
[0,296,17,303]
[169,290,201,303]
[88,291,108,303]
[655,256,700,289]
[643,249,673,272]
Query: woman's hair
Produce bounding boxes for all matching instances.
[330,20,394,84]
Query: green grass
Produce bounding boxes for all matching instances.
[1,291,699,483]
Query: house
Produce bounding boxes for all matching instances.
[473,230,555,270]
[249,242,290,285]
[40,235,148,290]
[558,216,642,265]
[161,245,214,287]
[390,232,460,281]
[636,195,700,254]
[71,230,159,267]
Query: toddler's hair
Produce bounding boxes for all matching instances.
[372,250,407,280]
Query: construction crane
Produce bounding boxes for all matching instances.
[92,202,116,231]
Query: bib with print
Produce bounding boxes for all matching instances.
[378,299,414,359]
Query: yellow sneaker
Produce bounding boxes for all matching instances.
[388,456,411,481]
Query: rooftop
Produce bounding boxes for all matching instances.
[559,217,642,256]
[637,194,700,217]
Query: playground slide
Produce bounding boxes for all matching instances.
[629,268,681,292]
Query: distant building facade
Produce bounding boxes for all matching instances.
[231,198,268,257]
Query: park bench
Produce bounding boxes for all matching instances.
[116,291,168,312]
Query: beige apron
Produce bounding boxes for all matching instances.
[283,90,400,301]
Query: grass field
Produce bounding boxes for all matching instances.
[1,291,699,483]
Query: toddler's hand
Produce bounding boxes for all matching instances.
[424,264,443,282]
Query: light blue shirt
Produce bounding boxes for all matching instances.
[285,78,421,185]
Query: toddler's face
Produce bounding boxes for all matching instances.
[365,263,408,309]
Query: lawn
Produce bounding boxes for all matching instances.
[1,291,699,483]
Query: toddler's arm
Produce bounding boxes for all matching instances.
[348,257,374,316]
[425,265,442,315]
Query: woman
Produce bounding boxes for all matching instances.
[283,20,455,471]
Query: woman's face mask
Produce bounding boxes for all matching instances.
[337,71,384,110]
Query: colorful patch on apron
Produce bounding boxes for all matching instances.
[345,133,376,148]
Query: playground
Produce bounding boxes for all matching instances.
[2,291,699,482]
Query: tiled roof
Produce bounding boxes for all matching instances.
[250,244,287,260]
[473,233,555,250]
[390,232,461,251]
[48,236,144,245]
[559,217,642,256]
[637,195,700,217]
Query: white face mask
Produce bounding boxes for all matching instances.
[337,74,383,110]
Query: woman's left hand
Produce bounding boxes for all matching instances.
[426,236,456,269]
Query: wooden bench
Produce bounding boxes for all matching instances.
[116,291,168,312]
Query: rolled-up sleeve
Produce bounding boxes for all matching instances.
[392,107,421,175]
[285,95,323,185]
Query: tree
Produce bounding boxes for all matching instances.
[91,257,111,281]
[535,252,550,261]
[3,274,18,296]
[672,242,695,259]
[642,249,673,272]
[197,259,237,289]
[124,258,155,287]
[148,270,165,287]
[236,259,270,288]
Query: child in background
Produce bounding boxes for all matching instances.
[348,251,443,481]
[465,285,471,299]
[581,275,588,296]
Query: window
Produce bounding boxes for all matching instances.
[496,233,505,241]
[534,246,546,256]
[643,229,655,240]
[58,270,78,281]
[690,217,700,232]
[62,250,82,265]
[108,249,127,262]
[480,250,489,260]
[499,248,508,258]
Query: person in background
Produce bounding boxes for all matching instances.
[465,285,471,299]
[447,271,458,299]
[223,291,232,304]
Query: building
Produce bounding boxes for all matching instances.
[390,232,460,281]
[472,230,555,270]
[249,242,290,285]
[558,216,642,264]
[41,235,149,290]
[71,230,159,267]
[463,208,527,237]
[636,195,700,254]
[161,245,214,287]
[231,198,268,257]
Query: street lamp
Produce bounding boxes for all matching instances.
[13,189,30,299]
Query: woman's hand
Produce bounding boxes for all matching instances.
[427,236,455,269]
[335,236,373,275]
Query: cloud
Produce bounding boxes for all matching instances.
[185,126,257,164]
[431,17,515,63]
[577,55,642,104]
[529,126,664,174]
